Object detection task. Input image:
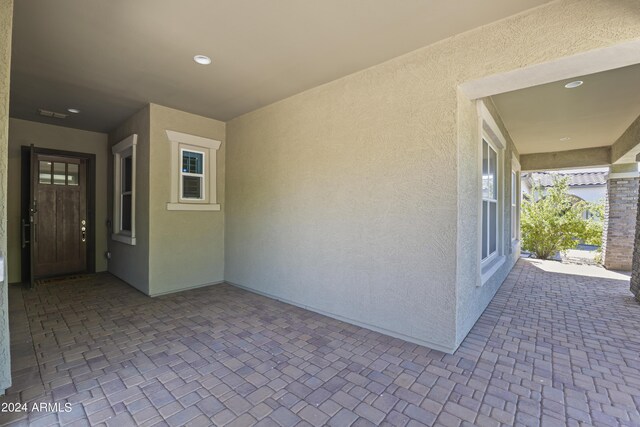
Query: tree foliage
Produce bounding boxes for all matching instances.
[583,200,604,247]
[521,176,603,259]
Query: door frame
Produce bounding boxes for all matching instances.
[20,146,96,282]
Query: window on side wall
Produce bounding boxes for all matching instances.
[478,101,507,284]
[511,168,520,244]
[481,138,499,262]
[112,134,137,245]
[166,130,222,211]
[181,148,205,201]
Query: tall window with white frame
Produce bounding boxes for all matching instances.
[121,155,133,232]
[482,138,498,262]
[112,134,137,245]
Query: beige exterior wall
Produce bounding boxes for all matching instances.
[226,0,640,352]
[7,119,109,283]
[108,106,151,294]
[0,0,12,395]
[107,104,225,296]
[148,104,226,296]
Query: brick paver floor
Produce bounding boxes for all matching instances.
[1,259,640,426]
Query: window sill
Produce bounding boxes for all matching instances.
[479,255,506,286]
[112,233,136,245]
[166,202,221,211]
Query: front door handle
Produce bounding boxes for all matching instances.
[21,219,30,249]
[81,220,86,243]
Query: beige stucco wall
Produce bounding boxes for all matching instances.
[453,0,640,347]
[225,33,461,351]
[0,0,13,395]
[455,98,521,347]
[107,106,151,294]
[226,0,640,352]
[147,104,226,296]
[7,119,109,283]
[107,104,225,296]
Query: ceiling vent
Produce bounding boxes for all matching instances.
[38,109,68,119]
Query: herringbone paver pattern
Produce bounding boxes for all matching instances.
[1,259,640,426]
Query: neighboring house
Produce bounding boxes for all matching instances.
[522,170,607,218]
[1,0,640,395]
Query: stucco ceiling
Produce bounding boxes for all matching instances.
[491,64,640,155]
[10,0,552,133]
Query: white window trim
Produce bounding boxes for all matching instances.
[478,101,506,285]
[179,148,206,201]
[165,130,221,211]
[511,154,521,248]
[112,134,137,245]
[481,137,500,265]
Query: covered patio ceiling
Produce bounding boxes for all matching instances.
[490,63,640,171]
[10,0,552,133]
[491,63,640,156]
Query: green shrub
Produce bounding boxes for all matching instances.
[583,199,604,247]
[521,176,602,259]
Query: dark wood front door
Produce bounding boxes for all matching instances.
[31,154,88,278]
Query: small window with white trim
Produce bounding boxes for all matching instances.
[181,148,205,200]
[112,134,137,245]
[165,130,221,211]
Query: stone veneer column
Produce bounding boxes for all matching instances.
[631,192,640,301]
[602,163,639,271]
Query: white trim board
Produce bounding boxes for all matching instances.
[165,130,221,150]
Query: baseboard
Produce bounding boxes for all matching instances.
[225,280,456,354]
[149,280,224,297]
[107,270,150,296]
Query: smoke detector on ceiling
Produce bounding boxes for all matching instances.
[38,109,68,119]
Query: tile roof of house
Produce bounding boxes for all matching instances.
[527,171,608,187]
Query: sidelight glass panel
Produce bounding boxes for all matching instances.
[39,161,52,184]
[53,162,66,185]
[67,163,79,186]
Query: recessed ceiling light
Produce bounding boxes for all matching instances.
[564,80,583,89]
[67,108,80,114]
[560,137,571,141]
[193,55,211,65]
